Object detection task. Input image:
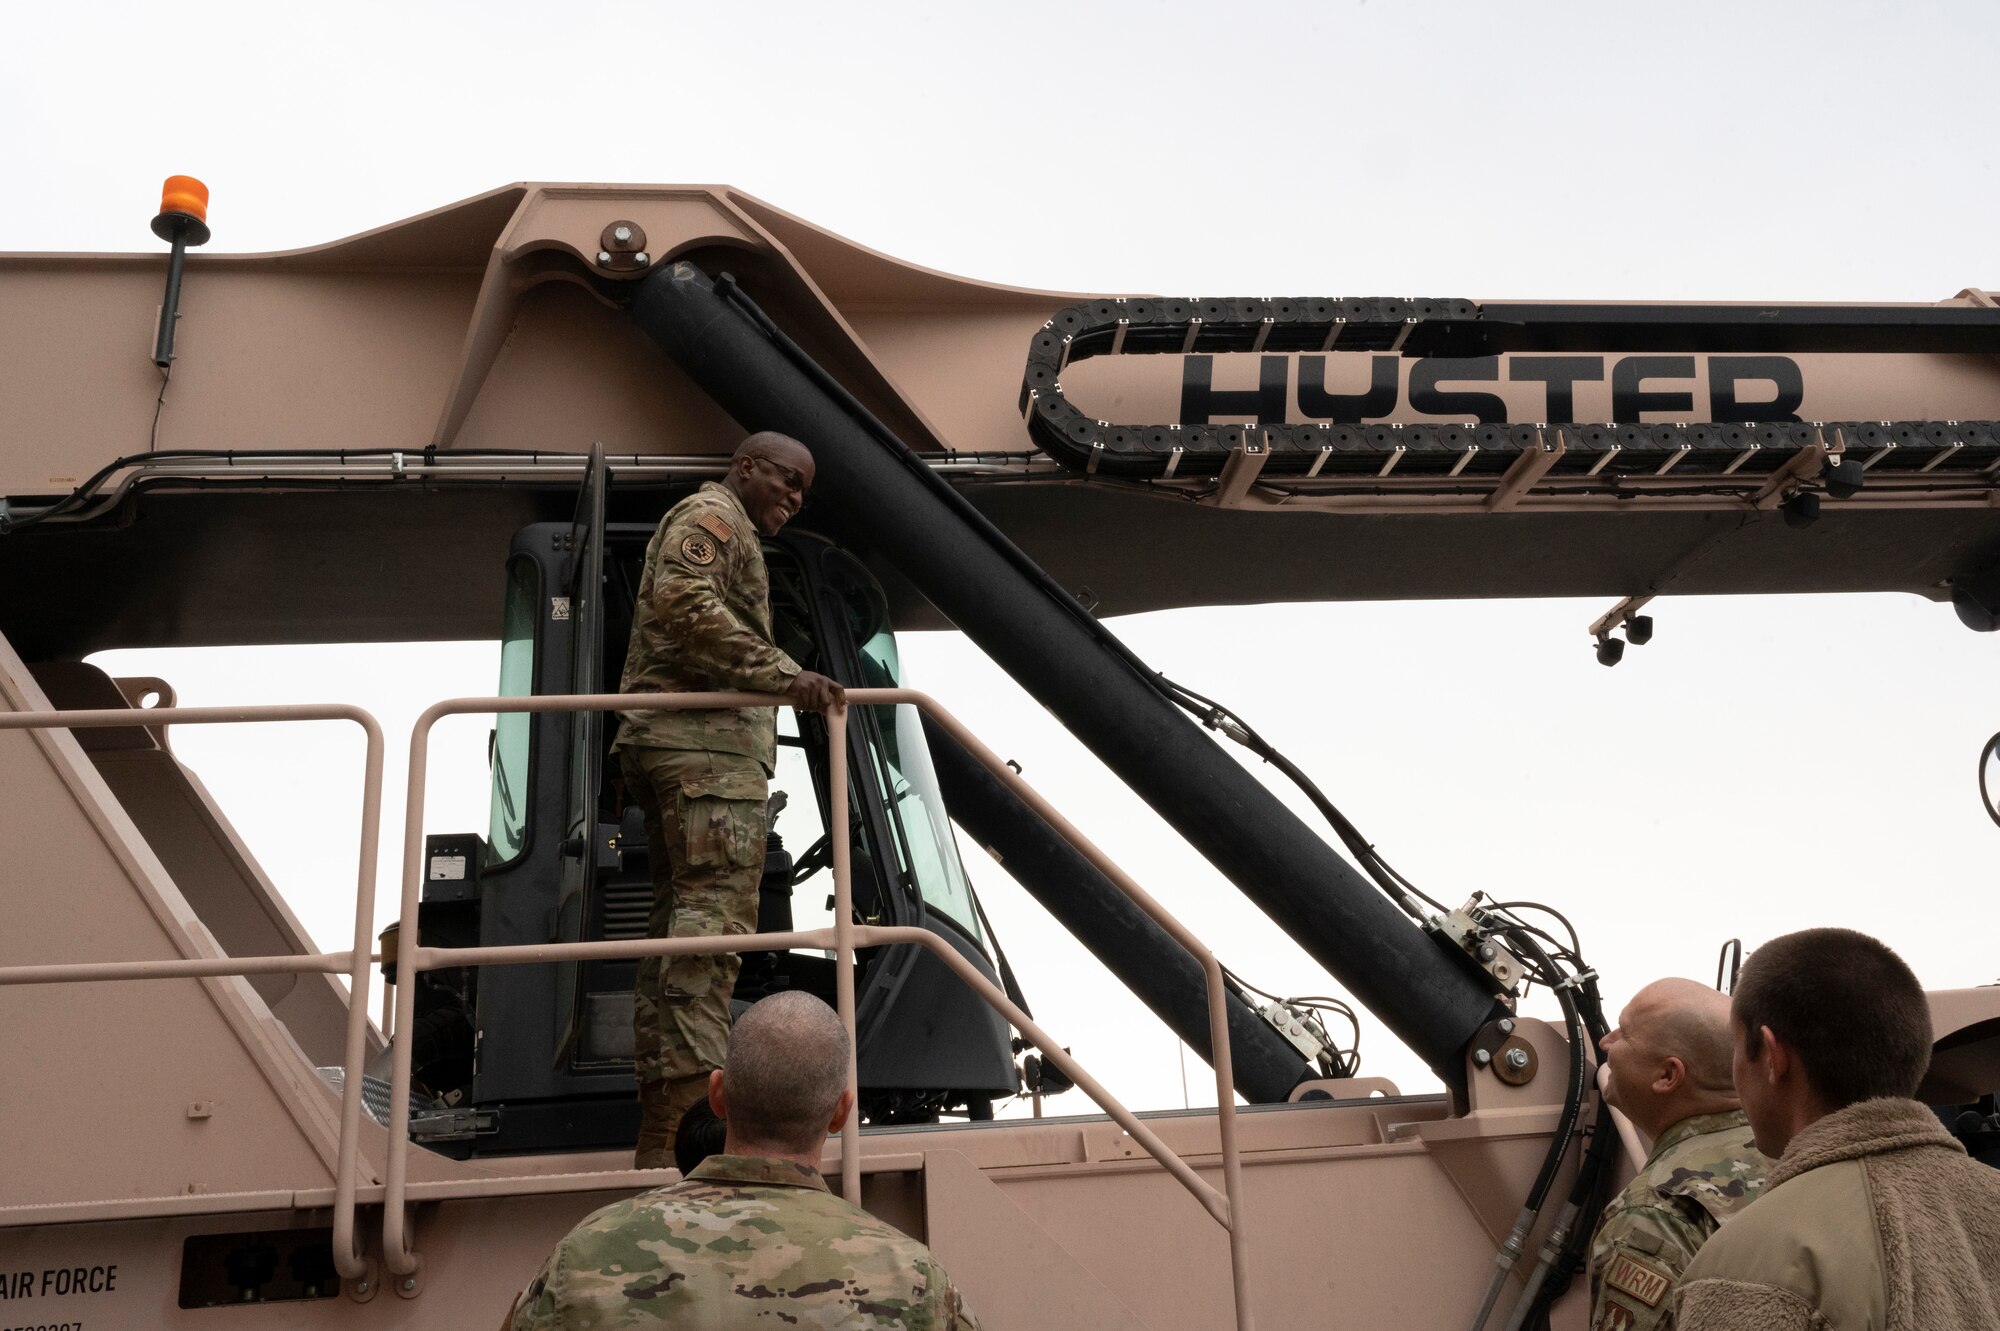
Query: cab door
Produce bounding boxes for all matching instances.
[552,444,608,1065]
[788,541,1019,1118]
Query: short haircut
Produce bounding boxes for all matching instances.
[734,431,811,465]
[722,991,850,1150]
[1734,928,1933,1106]
[673,1096,727,1176]
[1650,1000,1735,1096]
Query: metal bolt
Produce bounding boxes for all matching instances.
[402,1277,417,1292]
[612,225,633,243]
[1472,1049,1493,1067]
[1476,943,1496,962]
[1497,1018,1515,1035]
[596,251,612,265]
[1504,1047,1531,1071]
[634,252,650,265]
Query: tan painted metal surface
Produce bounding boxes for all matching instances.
[0,636,354,1213]
[9,183,2000,672]
[0,668,1655,1328]
[4,185,1999,1329]
[0,686,1269,1325]
[4,182,1994,509]
[2,649,1994,1326]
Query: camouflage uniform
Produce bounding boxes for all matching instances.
[1588,1108,1769,1331]
[508,1154,981,1330]
[614,483,801,1161]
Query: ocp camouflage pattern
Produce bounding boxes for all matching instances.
[1588,1109,1769,1331]
[619,747,767,1088]
[509,1154,981,1329]
[614,482,801,769]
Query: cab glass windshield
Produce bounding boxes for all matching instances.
[823,550,983,941]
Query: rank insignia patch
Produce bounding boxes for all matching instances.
[681,532,718,566]
[1604,1252,1671,1308]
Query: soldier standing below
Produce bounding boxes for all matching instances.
[614,433,844,1169]
[1678,929,2000,1331]
[509,992,982,1329]
[1589,977,1770,1331]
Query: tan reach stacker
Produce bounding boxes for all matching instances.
[2,180,1997,1329]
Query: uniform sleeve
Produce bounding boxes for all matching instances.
[1675,1277,1826,1331]
[506,1243,569,1331]
[926,1258,981,1331]
[650,509,801,694]
[1590,1204,1706,1331]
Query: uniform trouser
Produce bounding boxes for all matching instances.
[618,746,769,1094]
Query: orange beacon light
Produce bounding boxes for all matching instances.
[151,175,210,368]
[152,175,211,245]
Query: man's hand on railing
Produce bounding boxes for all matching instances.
[785,670,846,712]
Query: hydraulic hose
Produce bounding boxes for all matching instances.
[1516,936,1591,1214]
[1466,929,1591,1331]
[1503,1098,1619,1331]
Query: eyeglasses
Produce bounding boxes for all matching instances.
[747,454,811,503]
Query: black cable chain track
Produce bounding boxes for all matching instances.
[1019,298,2000,485]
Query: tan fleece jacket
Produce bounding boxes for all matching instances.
[1675,1097,2000,1331]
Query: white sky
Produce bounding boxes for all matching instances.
[18,0,2000,1113]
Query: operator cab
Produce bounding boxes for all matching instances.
[396,461,1021,1157]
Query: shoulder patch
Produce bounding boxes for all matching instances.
[696,511,736,543]
[681,532,718,567]
[1624,1226,1665,1256]
[1603,1252,1672,1308]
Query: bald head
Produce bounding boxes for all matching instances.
[717,992,850,1153]
[733,432,813,469]
[1601,976,1740,1139]
[1627,978,1736,1095]
[725,432,815,535]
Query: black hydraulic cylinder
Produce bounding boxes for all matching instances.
[631,263,1500,1081]
[921,713,1313,1104]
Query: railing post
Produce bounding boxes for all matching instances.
[826,704,863,1203]
[329,709,385,1284]
[1203,954,1254,1331]
[380,701,444,1281]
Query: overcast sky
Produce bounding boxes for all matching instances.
[19,0,2000,1112]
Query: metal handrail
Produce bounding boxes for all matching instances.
[383,689,1252,1328]
[0,689,1255,1328]
[0,703,385,1284]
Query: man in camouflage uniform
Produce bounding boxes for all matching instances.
[614,433,844,1168]
[1589,977,1770,1331]
[510,992,981,1330]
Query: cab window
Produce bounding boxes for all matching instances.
[485,556,537,866]
[823,550,983,941]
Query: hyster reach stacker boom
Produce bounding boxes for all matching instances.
[0,180,1996,1330]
